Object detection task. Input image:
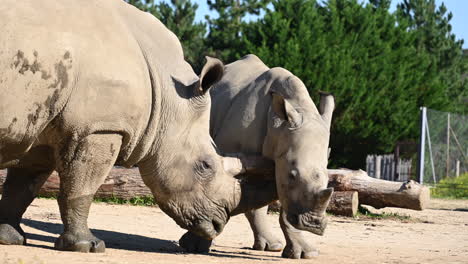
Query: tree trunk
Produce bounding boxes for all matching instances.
[328,169,430,210]
[326,191,359,217]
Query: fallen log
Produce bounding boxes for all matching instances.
[327,169,430,210]
[267,191,359,217]
[327,191,359,217]
[0,167,430,211]
[0,167,152,199]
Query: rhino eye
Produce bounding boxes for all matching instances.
[201,160,212,170]
[289,169,298,181]
[195,157,215,178]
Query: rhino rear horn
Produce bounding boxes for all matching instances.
[318,91,335,130]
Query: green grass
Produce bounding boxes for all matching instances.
[93,196,156,206]
[37,194,156,207]
[356,206,411,221]
[430,173,468,199]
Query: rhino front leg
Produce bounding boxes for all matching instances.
[279,210,319,259]
[245,206,283,251]
[0,165,53,245]
[54,134,121,253]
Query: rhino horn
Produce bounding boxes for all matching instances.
[318,91,335,130]
[222,154,275,179]
[316,187,334,213]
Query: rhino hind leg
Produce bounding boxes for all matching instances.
[0,150,54,246]
[245,206,283,252]
[54,133,122,253]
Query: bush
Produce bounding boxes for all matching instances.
[430,173,468,199]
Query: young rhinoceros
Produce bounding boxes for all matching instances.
[179,54,335,259]
[0,1,277,253]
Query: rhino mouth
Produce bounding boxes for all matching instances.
[189,218,226,240]
[286,212,328,236]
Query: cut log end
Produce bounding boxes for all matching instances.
[326,191,359,217]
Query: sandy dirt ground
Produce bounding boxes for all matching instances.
[1,198,467,264]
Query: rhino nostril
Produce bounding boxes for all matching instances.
[287,213,299,225]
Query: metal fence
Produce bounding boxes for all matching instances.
[418,107,467,184]
[366,154,412,182]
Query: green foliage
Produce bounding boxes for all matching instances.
[205,0,271,63]
[243,0,466,168]
[430,173,468,199]
[125,0,206,72]
[396,0,468,115]
[157,0,207,72]
[124,0,465,170]
[94,196,156,206]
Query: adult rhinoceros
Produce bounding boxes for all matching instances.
[180,54,335,259]
[0,1,277,253]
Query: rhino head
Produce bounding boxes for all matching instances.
[138,57,277,240]
[263,71,335,236]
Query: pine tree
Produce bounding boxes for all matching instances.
[157,0,207,72]
[244,0,464,169]
[125,0,206,72]
[396,0,467,114]
[205,0,271,63]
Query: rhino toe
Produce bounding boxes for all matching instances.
[252,236,283,252]
[0,223,26,245]
[54,232,105,253]
[281,243,319,259]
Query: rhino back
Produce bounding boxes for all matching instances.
[209,55,271,154]
[0,0,189,166]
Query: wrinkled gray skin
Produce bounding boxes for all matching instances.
[0,1,277,253]
[180,55,335,259]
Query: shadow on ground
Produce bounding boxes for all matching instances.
[22,219,281,261]
[22,218,182,253]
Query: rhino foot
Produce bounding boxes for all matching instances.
[252,235,283,252]
[179,231,212,253]
[0,223,26,245]
[54,232,105,253]
[281,241,319,259]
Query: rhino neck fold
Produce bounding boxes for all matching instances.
[121,54,164,167]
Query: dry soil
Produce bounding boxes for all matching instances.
[1,198,467,264]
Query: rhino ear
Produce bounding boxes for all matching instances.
[318,91,335,130]
[196,56,224,95]
[271,93,303,128]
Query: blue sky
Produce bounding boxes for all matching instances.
[190,0,467,48]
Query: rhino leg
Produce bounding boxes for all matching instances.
[245,206,283,252]
[0,147,54,245]
[0,167,52,245]
[279,210,319,259]
[54,134,121,253]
